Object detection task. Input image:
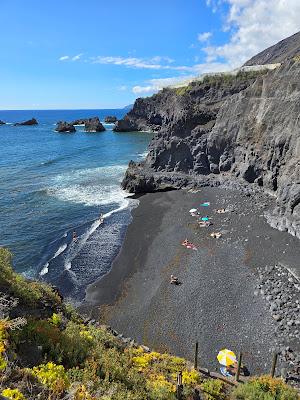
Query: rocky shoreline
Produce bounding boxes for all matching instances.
[256,263,300,384]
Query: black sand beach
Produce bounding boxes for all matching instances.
[84,188,300,374]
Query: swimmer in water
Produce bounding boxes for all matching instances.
[99,213,104,224]
[72,231,77,241]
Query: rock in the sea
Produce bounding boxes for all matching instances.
[113,117,138,132]
[104,115,117,123]
[84,117,105,132]
[55,121,76,133]
[14,118,38,126]
[70,119,87,125]
[0,120,5,125]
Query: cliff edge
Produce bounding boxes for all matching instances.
[120,58,300,239]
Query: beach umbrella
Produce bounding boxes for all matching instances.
[189,208,197,213]
[217,349,237,366]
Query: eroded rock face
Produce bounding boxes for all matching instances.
[113,117,138,132]
[84,117,105,132]
[55,121,76,132]
[104,116,117,123]
[121,61,300,238]
[14,118,38,126]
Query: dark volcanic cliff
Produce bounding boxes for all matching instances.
[244,31,300,66]
[120,61,300,238]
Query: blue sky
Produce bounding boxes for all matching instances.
[0,0,299,109]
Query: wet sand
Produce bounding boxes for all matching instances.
[84,188,300,374]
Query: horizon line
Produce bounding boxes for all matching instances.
[0,106,132,111]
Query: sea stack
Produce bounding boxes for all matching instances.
[14,118,38,126]
[55,121,76,132]
[84,117,105,132]
[104,115,117,123]
[113,117,138,132]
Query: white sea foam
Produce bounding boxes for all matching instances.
[48,165,128,207]
[53,243,67,259]
[65,261,72,270]
[137,151,148,159]
[40,262,49,276]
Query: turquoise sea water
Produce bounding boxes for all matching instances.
[0,109,152,301]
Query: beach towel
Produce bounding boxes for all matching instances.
[200,202,210,207]
[201,217,210,221]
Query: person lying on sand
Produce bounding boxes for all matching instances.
[170,274,180,285]
[220,362,249,378]
[215,208,227,214]
[198,221,212,228]
[210,232,222,239]
[181,239,198,250]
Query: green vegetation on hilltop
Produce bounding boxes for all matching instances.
[174,69,270,97]
[0,248,299,399]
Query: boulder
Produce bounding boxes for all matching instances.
[104,115,117,123]
[84,117,105,132]
[113,118,138,132]
[55,121,76,133]
[14,118,38,126]
[70,119,88,125]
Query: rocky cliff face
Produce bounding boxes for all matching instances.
[244,31,300,66]
[121,61,300,238]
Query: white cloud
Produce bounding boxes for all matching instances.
[198,32,212,42]
[92,56,193,71]
[204,0,300,67]
[71,53,83,61]
[118,85,128,91]
[59,55,70,61]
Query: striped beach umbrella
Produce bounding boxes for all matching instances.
[217,349,237,366]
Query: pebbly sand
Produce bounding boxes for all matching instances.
[83,187,300,374]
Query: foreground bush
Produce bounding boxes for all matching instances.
[231,375,299,400]
[1,249,299,400]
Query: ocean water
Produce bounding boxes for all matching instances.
[0,109,152,302]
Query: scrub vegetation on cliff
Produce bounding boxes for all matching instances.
[0,248,299,399]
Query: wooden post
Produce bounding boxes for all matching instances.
[194,341,199,370]
[270,352,278,378]
[176,372,183,400]
[235,352,243,382]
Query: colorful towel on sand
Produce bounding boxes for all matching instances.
[200,216,210,221]
[200,202,210,207]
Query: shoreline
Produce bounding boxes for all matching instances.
[82,187,300,374]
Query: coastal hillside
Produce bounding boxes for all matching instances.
[244,31,300,66]
[0,248,299,399]
[118,43,300,240]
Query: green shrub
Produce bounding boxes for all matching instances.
[201,378,226,400]
[0,248,61,306]
[231,376,299,400]
[1,388,26,400]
